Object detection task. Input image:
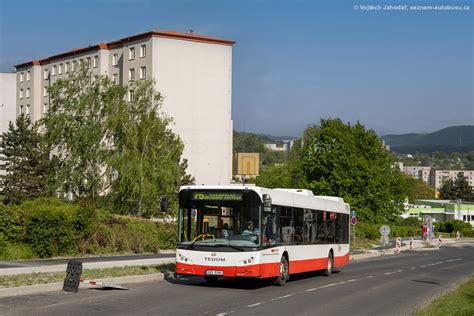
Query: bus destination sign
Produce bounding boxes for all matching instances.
[192,192,242,201]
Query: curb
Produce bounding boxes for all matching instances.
[0,273,165,299]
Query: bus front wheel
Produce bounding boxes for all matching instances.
[323,252,333,276]
[274,256,289,286]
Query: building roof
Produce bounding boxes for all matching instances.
[15,30,235,69]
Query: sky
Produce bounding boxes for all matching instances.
[0,0,472,137]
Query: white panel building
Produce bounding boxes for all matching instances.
[0,73,16,134]
[14,30,235,185]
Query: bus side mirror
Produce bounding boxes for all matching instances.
[263,194,274,213]
[160,197,169,212]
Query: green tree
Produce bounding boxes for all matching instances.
[107,79,187,216]
[256,164,293,188]
[439,179,456,200]
[295,119,407,223]
[42,64,125,200]
[0,115,54,204]
[404,176,436,203]
[453,172,473,201]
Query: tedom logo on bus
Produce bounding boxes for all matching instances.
[205,257,226,262]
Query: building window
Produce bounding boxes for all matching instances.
[72,61,77,71]
[26,104,30,116]
[112,73,118,84]
[140,66,146,79]
[26,88,30,98]
[43,103,48,114]
[19,89,23,99]
[43,69,49,79]
[113,53,118,66]
[52,65,57,76]
[43,87,48,97]
[65,62,69,73]
[19,72,24,82]
[26,71,30,81]
[93,56,99,67]
[20,105,24,115]
[129,47,135,60]
[129,90,135,102]
[140,44,146,58]
[59,64,63,74]
[86,57,91,68]
[129,68,135,81]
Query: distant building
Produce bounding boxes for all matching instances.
[0,73,16,134]
[233,153,259,181]
[403,199,474,228]
[264,143,287,152]
[403,166,431,184]
[430,170,474,190]
[14,30,235,185]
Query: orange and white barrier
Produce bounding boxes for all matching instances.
[409,237,413,250]
[438,235,442,247]
[395,237,401,254]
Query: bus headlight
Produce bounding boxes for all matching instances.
[241,256,255,265]
[177,253,190,263]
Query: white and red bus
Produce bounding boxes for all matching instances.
[176,185,350,285]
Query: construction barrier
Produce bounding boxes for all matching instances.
[438,235,442,247]
[80,279,128,290]
[409,237,413,250]
[395,237,401,254]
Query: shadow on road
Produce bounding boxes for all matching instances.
[164,269,341,290]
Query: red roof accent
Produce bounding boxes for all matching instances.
[15,30,235,69]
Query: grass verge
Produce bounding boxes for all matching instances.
[412,277,474,316]
[0,263,175,288]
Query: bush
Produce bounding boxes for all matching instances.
[0,232,8,255]
[435,220,472,237]
[0,204,25,242]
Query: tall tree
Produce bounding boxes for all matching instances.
[0,115,53,204]
[107,79,188,216]
[42,64,126,200]
[404,176,436,203]
[295,119,407,223]
[453,172,473,201]
[440,172,473,201]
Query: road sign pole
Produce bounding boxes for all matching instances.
[353,224,356,250]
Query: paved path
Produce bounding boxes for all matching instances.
[1,240,473,316]
[0,253,175,276]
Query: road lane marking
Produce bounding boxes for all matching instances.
[410,267,416,269]
[247,302,263,308]
[445,258,462,262]
[366,275,374,279]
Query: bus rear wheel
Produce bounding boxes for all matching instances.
[274,256,289,286]
[323,252,333,276]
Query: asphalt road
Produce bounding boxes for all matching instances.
[1,242,473,316]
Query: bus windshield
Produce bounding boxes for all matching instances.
[178,190,261,249]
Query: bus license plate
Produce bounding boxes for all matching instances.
[205,270,224,276]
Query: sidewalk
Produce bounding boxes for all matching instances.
[0,255,176,276]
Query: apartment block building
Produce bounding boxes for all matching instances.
[430,170,474,190]
[14,30,235,185]
[403,166,431,184]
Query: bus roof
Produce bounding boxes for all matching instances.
[179,185,350,214]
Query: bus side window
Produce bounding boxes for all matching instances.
[293,208,304,245]
[304,209,316,244]
[280,206,293,245]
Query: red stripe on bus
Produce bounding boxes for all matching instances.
[176,252,349,279]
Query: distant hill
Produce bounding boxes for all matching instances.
[382,126,474,154]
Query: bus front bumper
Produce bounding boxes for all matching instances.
[175,262,279,278]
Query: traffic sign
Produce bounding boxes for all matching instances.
[380,236,389,244]
[379,225,390,236]
[351,216,357,225]
[351,211,356,217]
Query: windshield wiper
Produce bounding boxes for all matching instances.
[209,243,246,252]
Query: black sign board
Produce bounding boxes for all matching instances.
[191,191,242,201]
[63,260,83,293]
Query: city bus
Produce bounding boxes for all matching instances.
[176,185,350,285]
